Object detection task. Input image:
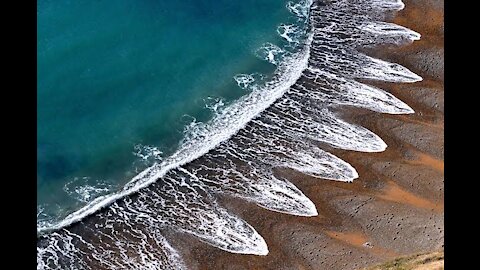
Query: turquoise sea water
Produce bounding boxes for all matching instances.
[38,0,302,224]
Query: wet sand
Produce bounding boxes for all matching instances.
[163,0,444,268]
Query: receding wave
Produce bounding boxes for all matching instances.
[37,0,422,268]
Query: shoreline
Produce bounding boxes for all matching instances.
[36,1,314,237]
[37,0,444,268]
[168,0,444,268]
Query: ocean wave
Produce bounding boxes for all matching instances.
[38,0,424,268]
[233,73,266,90]
[37,0,314,236]
[277,23,300,44]
[63,178,113,203]
[203,96,226,113]
[254,42,287,65]
[132,144,164,162]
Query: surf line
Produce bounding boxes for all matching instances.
[37,0,315,236]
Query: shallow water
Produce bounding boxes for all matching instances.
[38,0,301,225]
[37,0,422,269]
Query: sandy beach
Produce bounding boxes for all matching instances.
[36,0,444,268]
[163,0,445,268]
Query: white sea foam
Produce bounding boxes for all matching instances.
[38,0,424,267]
[133,144,163,161]
[63,177,113,203]
[278,24,300,43]
[151,167,270,255]
[204,96,226,113]
[287,0,311,19]
[372,0,405,11]
[37,2,314,236]
[234,74,256,89]
[300,68,414,114]
[255,42,287,65]
[361,21,421,42]
[37,222,187,269]
[234,73,267,90]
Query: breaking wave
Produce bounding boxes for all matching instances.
[37,0,422,268]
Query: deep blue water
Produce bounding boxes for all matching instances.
[37,0,301,225]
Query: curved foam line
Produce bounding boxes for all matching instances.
[183,213,270,256]
[362,21,421,41]
[308,120,388,152]
[38,0,427,267]
[362,55,423,83]
[284,152,359,182]
[301,68,415,114]
[38,1,423,250]
[372,0,405,11]
[37,8,315,235]
[238,175,319,217]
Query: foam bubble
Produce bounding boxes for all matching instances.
[234,73,256,89]
[255,43,287,65]
[361,21,421,42]
[37,226,187,270]
[204,97,226,113]
[63,177,113,203]
[278,24,300,43]
[133,144,163,162]
[301,68,414,114]
[287,0,311,19]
